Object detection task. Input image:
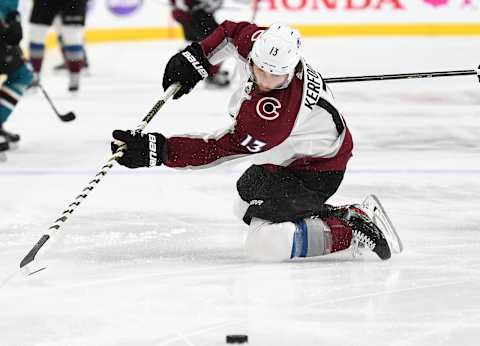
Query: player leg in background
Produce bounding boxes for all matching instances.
[1,8,34,161]
[53,16,89,72]
[59,0,87,92]
[53,34,89,72]
[0,63,34,158]
[28,0,59,87]
[235,164,393,261]
[51,16,68,71]
[171,0,230,87]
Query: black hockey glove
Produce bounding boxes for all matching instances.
[2,11,23,46]
[111,130,167,169]
[162,42,211,99]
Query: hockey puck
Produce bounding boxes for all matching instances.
[226,334,248,343]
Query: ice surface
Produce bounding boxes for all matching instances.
[1,37,480,345]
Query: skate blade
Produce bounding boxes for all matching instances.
[362,194,404,254]
[0,152,6,162]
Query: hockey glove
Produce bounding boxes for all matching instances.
[3,11,23,46]
[111,130,167,169]
[162,42,211,99]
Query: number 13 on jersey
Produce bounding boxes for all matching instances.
[241,134,267,153]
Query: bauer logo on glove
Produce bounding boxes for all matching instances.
[162,42,212,99]
[111,130,167,169]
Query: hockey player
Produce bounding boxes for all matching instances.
[0,0,34,161]
[111,21,401,262]
[29,0,87,92]
[170,0,229,87]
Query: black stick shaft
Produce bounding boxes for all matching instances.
[324,69,478,84]
[39,84,61,115]
[20,83,181,269]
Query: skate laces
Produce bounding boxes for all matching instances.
[347,205,377,252]
[351,228,375,251]
[351,236,363,258]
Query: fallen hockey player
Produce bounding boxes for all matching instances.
[111,21,403,262]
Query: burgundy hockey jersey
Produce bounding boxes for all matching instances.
[164,21,353,172]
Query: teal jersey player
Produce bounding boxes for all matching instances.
[0,0,33,161]
[0,0,20,17]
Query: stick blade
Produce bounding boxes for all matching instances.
[59,112,76,122]
[20,234,50,269]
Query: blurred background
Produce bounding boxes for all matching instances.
[17,0,480,44]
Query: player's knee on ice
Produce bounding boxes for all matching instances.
[245,217,335,262]
[245,218,296,262]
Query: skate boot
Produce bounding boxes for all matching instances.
[68,73,80,92]
[361,194,403,254]
[205,71,230,88]
[345,204,392,260]
[0,135,9,162]
[0,124,20,150]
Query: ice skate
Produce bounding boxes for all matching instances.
[361,194,403,254]
[205,71,230,88]
[0,124,20,150]
[345,203,392,260]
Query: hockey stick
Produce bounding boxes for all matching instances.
[324,66,480,84]
[38,83,76,122]
[19,83,181,275]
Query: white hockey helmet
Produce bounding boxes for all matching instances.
[250,23,301,76]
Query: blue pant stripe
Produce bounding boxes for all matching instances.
[291,220,308,258]
[64,45,84,53]
[29,42,45,50]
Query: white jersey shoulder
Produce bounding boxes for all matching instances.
[287,59,346,159]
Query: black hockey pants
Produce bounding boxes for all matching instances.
[237,164,345,225]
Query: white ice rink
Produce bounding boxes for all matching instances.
[1,36,480,345]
